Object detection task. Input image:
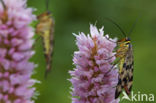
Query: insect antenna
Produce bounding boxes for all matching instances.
[45,0,49,11]
[0,0,6,9]
[104,18,127,37]
[128,18,138,36]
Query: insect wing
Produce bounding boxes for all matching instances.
[115,43,134,98]
[124,43,134,94]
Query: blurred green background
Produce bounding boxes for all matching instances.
[28,0,156,103]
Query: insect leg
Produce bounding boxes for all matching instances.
[105,36,117,43]
[104,55,115,60]
[104,57,121,76]
[104,51,124,61]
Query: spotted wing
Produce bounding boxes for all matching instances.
[44,16,54,77]
[115,43,134,99]
[36,12,55,77]
[124,43,134,94]
[115,57,126,99]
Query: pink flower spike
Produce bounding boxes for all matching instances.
[0,0,38,102]
[69,24,120,103]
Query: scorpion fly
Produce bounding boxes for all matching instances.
[36,0,54,77]
[105,18,136,99]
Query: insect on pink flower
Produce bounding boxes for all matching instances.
[69,24,120,103]
[0,0,38,103]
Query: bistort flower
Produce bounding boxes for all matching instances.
[69,24,120,103]
[0,0,37,103]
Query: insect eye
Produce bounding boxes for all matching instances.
[47,11,51,15]
[126,37,131,41]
